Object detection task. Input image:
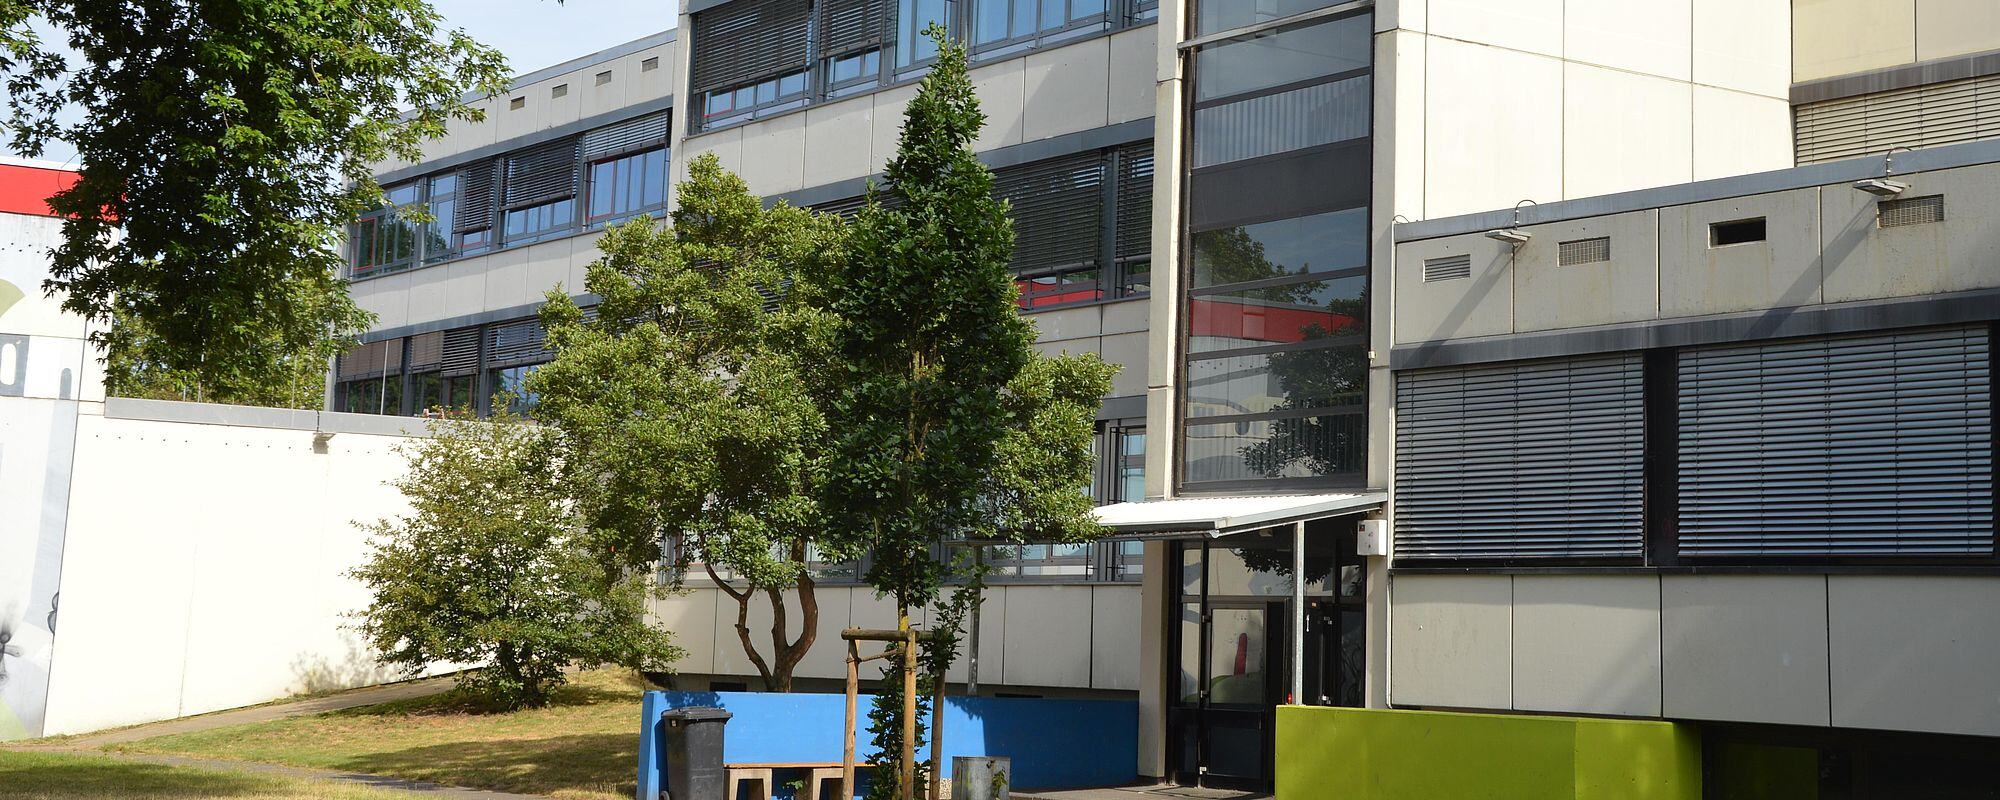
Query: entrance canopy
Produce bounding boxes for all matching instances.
[1092,492,1386,539]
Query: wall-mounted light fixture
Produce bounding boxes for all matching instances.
[1484,228,1531,245]
[1852,178,1908,196]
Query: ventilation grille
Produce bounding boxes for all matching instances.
[1422,254,1470,282]
[1677,326,1993,558]
[1394,353,1648,561]
[1794,74,2000,165]
[440,327,482,376]
[1558,237,1611,265]
[582,112,671,161]
[1878,194,1945,228]
[811,194,869,219]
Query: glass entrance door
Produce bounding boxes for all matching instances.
[1168,519,1368,790]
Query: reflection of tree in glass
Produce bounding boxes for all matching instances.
[1232,546,1334,586]
[1239,286,1370,478]
[1192,227,1321,302]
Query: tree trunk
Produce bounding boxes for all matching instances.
[707,562,776,690]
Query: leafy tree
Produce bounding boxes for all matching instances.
[100,304,348,409]
[528,154,851,692]
[351,414,679,710]
[0,0,508,398]
[824,27,1113,799]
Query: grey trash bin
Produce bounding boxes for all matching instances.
[951,756,1011,800]
[660,706,731,800]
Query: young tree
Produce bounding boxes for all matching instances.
[351,415,679,710]
[528,154,852,692]
[0,1,508,397]
[824,27,1113,799]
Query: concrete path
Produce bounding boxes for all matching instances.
[0,675,553,798]
[1018,786,1270,800]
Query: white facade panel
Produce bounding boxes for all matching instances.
[1564,0,1693,81]
[1387,574,1512,709]
[1421,38,1564,219]
[1562,63,1693,199]
[1661,575,1832,727]
[1511,575,1662,718]
[1023,37,1111,143]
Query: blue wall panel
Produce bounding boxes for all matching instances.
[636,690,1137,797]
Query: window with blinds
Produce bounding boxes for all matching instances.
[455,161,497,235]
[1676,326,1995,559]
[1114,143,1154,296]
[690,0,811,95]
[820,0,891,59]
[582,112,670,162]
[1394,353,1648,561]
[441,326,483,376]
[504,139,582,210]
[994,151,1106,275]
[487,318,553,366]
[337,339,404,380]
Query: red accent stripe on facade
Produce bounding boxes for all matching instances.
[0,162,81,218]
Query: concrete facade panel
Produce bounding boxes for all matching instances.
[651,589,720,675]
[1099,332,1150,398]
[1427,0,1563,58]
[1388,574,1512,710]
[969,59,1028,152]
[1819,162,2000,303]
[351,272,411,332]
[1422,39,1564,219]
[1023,37,1111,142]
[1657,188,1823,317]
[1001,584,1094,688]
[1692,0,1790,98]
[802,97,877,189]
[1106,28,1155,125]
[870,84,922,174]
[1660,575,1831,727]
[681,126,744,183]
[1511,575,1661,718]
[1793,0,1918,82]
[1510,210,1661,332]
[1091,585,1141,691]
[1029,306,1103,341]
[1562,63,1693,200]
[736,113,809,197]
[526,238,573,299]
[1829,576,2000,737]
[1391,234,1515,345]
[404,266,448,328]
[1100,298,1148,336]
[480,246,534,313]
[1564,0,1693,81]
[1915,0,2000,63]
[1692,87,1793,182]
[441,255,492,320]
[945,586,1005,685]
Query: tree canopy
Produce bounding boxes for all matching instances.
[0,0,509,398]
[528,154,850,692]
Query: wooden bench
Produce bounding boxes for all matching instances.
[725,762,869,800]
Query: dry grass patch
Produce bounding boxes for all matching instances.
[115,669,659,800]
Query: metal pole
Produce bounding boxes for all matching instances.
[968,548,982,694]
[928,642,945,800]
[843,640,859,800]
[1290,520,1305,706]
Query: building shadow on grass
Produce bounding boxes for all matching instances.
[333,733,639,798]
[0,753,294,798]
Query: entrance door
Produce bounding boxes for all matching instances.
[1167,520,1368,790]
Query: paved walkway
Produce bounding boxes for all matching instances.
[1018,786,1270,800]
[2,675,552,798]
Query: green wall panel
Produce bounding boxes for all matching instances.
[1275,707,1701,800]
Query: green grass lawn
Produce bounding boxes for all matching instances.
[0,750,416,800]
[114,669,657,800]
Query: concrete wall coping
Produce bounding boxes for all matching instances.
[1395,138,2000,243]
[103,397,439,438]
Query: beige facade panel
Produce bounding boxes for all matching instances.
[1562,66,1695,200]
[1024,36,1112,143]
[1099,331,1150,399]
[1658,187,1823,317]
[1820,161,2000,302]
[1426,0,1563,59]
[1693,87,1793,181]
[1388,574,1512,710]
[1390,234,1515,345]
[1002,584,1095,688]
[651,590,721,675]
[1510,210,1661,332]
[1106,28,1155,126]
[736,112,810,197]
[1511,575,1662,718]
[1565,0,1692,81]
[801,98,876,189]
[1692,0,1790,98]
[970,58,1028,153]
[1091,585,1142,691]
[1421,38,1565,219]
[945,586,1005,685]
[1829,576,2000,737]
[1661,575,1832,727]
[350,272,412,332]
[1794,0,1919,82]
[1916,0,2000,63]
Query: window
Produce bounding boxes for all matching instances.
[410,372,476,417]
[821,0,893,93]
[1196,0,1346,35]
[450,163,497,257]
[509,96,525,110]
[964,542,1093,579]
[587,148,669,224]
[1180,8,1373,491]
[895,0,948,67]
[689,0,812,127]
[487,364,541,417]
[501,139,581,244]
[1115,427,1146,502]
[641,56,660,71]
[551,83,568,98]
[596,70,613,85]
[993,143,1153,308]
[971,0,1108,50]
[352,182,421,278]
[335,338,406,415]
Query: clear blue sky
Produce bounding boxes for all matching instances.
[15,0,674,164]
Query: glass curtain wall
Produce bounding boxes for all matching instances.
[1179,8,1373,491]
